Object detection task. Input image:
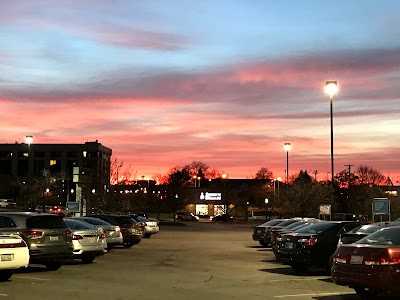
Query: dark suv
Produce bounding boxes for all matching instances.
[0,212,73,270]
[87,214,142,248]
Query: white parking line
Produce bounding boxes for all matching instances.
[13,276,50,281]
[61,267,83,270]
[0,294,8,297]
[274,292,354,298]
[269,277,330,282]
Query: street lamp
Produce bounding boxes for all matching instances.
[25,135,33,176]
[265,198,269,221]
[325,81,338,183]
[283,143,291,184]
[221,173,228,215]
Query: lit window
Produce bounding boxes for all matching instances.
[50,160,57,166]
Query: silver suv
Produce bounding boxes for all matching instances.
[0,212,73,270]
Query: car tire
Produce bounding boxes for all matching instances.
[259,240,268,247]
[123,242,135,248]
[354,287,379,299]
[144,233,152,238]
[290,264,308,273]
[81,254,95,264]
[0,270,13,281]
[44,262,62,271]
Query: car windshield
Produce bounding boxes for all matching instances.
[356,224,381,234]
[78,218,111,226]
[294,222,335,234]
[356,228,400,246]
[285,221,305,230]
[65,219,94,230]
[276,219,297,227]
[260,219,284,226]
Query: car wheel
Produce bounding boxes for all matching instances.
[354,287,379,299]
[290,264,308,273]
[44,262,62,271]
[259,240,268,247]
[0,270,13,281]
[144,233,152,238]
[123,242,135,248]
[81,254,95,264]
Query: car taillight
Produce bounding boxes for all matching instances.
[72,234,83,240]
[298,237,317,247]
[100,233,105,239]
[0,240,27,248]
[364,256,400,265]
[115,226,120,232]
[65,229,72,236]
[142,222,147,226]
[20,230,43,238]
[333,254,348,264]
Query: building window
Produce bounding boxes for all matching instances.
[50,160,57,166]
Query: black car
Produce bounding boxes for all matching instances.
[87,214,142,248]
[252,219,288,246]
[210,214,234,222]
[0,212,73,270]
[276,221,359,272]
[262,219,301,246]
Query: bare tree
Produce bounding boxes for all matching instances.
[356,165,386,186]
[255,167,274,179]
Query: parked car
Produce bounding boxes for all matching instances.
[130,215,159,238]
[72,217,123,249]
[262,219,301,246]
[176,211,199,222]
[269,221,309,253]
[64,218,107,263]
[276,221,359,272]
[0,199,16,208]
[252,219,288,246]
[337,221,398,246]
[0,212,73,270]
[332,226,400,298]
[210,214,234,222]
[0,234,29,281]
[87,214,142,248]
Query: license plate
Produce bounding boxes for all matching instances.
[284,242,294,249]
[49,236,59,241]
[1,254,13,262]
[350,255,363,264]
[88,237,96,243]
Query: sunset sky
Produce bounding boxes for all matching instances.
[0,1,399,182]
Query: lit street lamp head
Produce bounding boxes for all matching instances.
[25,135,33,145]
[283,143,291,151]
[325,81,338,96]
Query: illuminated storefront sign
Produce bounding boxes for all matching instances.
[200,192,222,201]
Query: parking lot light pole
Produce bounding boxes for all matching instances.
[222,173,228,216]
[324,81,338,183]
[265,198,269,221]
[283,143,291,184]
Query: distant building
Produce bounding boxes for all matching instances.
[0,140,112,203]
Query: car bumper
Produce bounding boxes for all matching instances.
[332,265,400,291]
[71,241,107,256]
[276,250,312,265]
[144,226,159,234]
[106,235,123,246]
[0,248,29,270]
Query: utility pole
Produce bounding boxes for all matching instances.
[345,164,354,176]
[313,170,318,181]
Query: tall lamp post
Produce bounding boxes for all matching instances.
[25,135,33,176]
[221,173,227,215]
[265,198,269,221]
[283,143,291,184]
[324,81,338,183]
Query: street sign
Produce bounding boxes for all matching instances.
[373,198,390,215]
[67,201,80,213]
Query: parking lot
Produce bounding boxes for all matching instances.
[0,222,396,299]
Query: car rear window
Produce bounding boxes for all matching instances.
[294,222,335,234]
[80,218,111,226]
[65,219,94,230]
[261,219,284,226]
[26,215,67,229]
[357,225,380,234]
[356,228,400,246]
[115,216,137,225]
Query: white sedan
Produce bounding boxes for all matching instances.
[0,235,29,281]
